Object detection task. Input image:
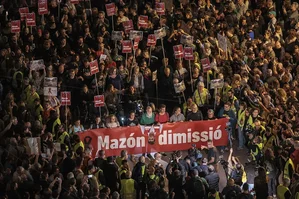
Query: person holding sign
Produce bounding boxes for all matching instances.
[192,82,210,116]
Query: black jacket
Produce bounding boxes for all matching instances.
[205,171,220,191]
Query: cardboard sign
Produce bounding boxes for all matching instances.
[38,0,48,15]
[94,95,105,107]
[70,0,79,4]
[129,30,143,40]
[90,60,99,75]
[174,81,186,93]
[11,20,21,33]
[201,58,211,72]
[173,45,184,59]
[154,27,167,39]
[210,79,224,89]
[100,54,107,61]
[61,92,71,106]
[44,77,58,97]
[217,33,227,51]
[156,2,165,15]
[105,3,116,16]
[180,35,193,46]
[147,34,156,46]
[30,59,45,70]
[26,137,41,155]
[123,20,133,34]
[19,7,29,21]
[133,37,140,50]
[26,13,36,27]
[184,47,194,60]
[122,40,132,53]
[138,15,148,28]
[111,31,123,41]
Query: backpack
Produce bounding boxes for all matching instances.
[193,176,205,196]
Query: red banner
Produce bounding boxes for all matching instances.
[70,0,79,4]
[156,2,165,15]
[105,3,116,16]
[173,45,184,59]
[138,15,148,28]
[122,40,132,53]
[19,7,29,21]
[38,0,48,15]
[201,58,211,72]
[94,95,105,107]
[90,60,99,75]
[11,20,21,33]
[26,13,36,27]
[147,34,156,46]
[79,118,228,157]
[184,47,194,60]
[61,92,71,106]
[123,20,133,34]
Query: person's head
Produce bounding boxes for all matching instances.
[159,104,166,113]
[192,169,199,177]
[198,81,205,91]
[98,150,105,158]
[207,109,214,118]
[120,150,127,158]
[227,178,235,186]
[146,106,153,114]
[242,183,249,192]
[224,102,231,111]
[191,104,198,113]
[139,156,145,163]
[75,119,81,126]
[283,177,291,187]
[208,165,215,172]
[129,111,135,119]
[154,152,162,160]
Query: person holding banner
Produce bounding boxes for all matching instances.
[193,82,210,117]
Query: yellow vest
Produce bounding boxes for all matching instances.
[277,185,289,199]
[22,85,31,102]
[208,192,220,199]
[35,104,44,122]
[193,88,208,106]
[121,178,136,199]
[263,135,278,152]
[221,85,232,102]
[57,131,69,151]
[52,118,61,133]
[74,141,85,153]
[242,170,247,184]
[183,102,196,115]
[27,92,40,110]
[284,158,295,179]
[95,169,104,190]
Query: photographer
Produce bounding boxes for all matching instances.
[227,148,247,187]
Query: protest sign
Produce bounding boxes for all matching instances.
[180,34,193,46]
[11,20,21,33]
[123,20,133,34]
[44,77,57,96]
[201,58,211,72]
[26,137,41,155]
[26,13,36,26]
[90,60,99,75]
[173,45,184,59]
[138,15,148,28]
[30,59,45,70]
[122,40,132,53]
[105,3,116,16]
[19,7,29,21]
[184,47,194,60]
[129,30,143,40]
[154,27,167,39]
[94,95,105,107]
[111,31,123,41]
[210,79,224,89]
[156,2,165,15]
[38,0,48,15]
[61,92,71,106]
[147,34,156,46]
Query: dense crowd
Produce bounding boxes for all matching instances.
[1,0,299,198]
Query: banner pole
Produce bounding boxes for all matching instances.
[148,46,151,66]
[30,26,32,34]
[41,14,44,29]
[58,2,60,22]
[206,71,209,104]
[111,16,114,31]
[65,105,68,132]
[95,74,101,118]
[189,60,193,93]
[156,79,159,107]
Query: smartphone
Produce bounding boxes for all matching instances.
[88,175,92,178]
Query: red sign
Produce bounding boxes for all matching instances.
[26,13,36,27]
[173,45,184,59]
[201,58,211,72]
[94,95,105,107]
[90,60,99,75]
[184,47,194,60]
[122,40,132,53]
[156,2,165,15]
[147,34,156,46]
[123,20,134,34]
[105,3,116,16]
[11,20,21,33]
[70,0,79,4]
[138,15,148,28]
[38,0,48,15]
[79,118,228,157]
[19,7,29,21]
[133,37,140,50]
[61,92,71,106]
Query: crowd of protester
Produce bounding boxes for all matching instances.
[1,0,299,198]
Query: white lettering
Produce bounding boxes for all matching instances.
[119,138,126,148]
[214,125,222,140]
[110,139,118,149]
[201,131,209,142]
[192,131,200,142]
[98,136,109,150]
[173,133,186,144]
[158,130,168,145]
[136,136,145,147]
